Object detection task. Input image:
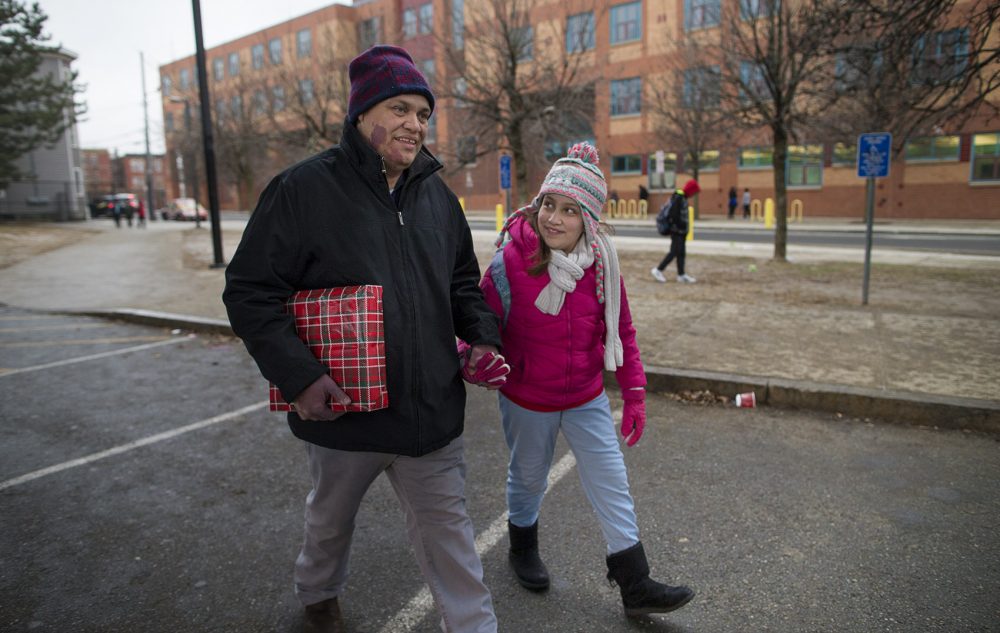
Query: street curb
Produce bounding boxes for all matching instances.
[72,308,235,336]
[77,308,999,435]
[626,366,1000,435]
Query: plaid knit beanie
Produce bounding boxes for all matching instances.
[348,45,435,123]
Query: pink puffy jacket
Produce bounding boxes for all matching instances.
[480,216,646,411]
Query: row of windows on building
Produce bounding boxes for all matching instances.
[608,133,1000,189]
[161,15,385,96]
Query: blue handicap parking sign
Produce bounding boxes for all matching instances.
[857,133,892,179]
[499,155,512,190]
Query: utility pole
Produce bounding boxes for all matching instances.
[140,51,155,222]
[191,0,225,267]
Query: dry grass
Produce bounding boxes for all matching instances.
[0,223,100,269]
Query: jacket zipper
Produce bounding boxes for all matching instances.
[380,154,422,447]
[380,156,404,226]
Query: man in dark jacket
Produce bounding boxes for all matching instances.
[223,45,504,633]
[650,179,700,284]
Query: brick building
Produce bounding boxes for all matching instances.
[159,0,1000,219]
[82,149,113,198]
[118,153,170,211]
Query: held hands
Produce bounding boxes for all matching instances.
[292,374,351,421]
[461,344,510,390]
[620,388,646,447]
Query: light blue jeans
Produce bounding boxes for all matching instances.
[499,391,640,554]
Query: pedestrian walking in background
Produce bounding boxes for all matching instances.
[223,45,505,633]
[136,200,146,228]
[477,143,695,618]
[111,200,122,228]
[651,179,700,284]
[742,187,751,219]
[727,186,737,219]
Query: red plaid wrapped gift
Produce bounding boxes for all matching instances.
[269,285,389,413]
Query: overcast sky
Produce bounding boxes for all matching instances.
[37,0,346,156]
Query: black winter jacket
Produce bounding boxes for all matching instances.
[223,120,501,457]
[665,190,689,236]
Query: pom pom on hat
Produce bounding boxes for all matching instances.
[348,45,435,123]
[534,142,607,223]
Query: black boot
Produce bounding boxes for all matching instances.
[606,542,694,616]
[508,520,550,590]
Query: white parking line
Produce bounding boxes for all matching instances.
[376,450,578,633]
[0,401,268,491]
[0,335,193,378]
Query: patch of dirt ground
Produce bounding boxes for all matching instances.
[0,223,101,269]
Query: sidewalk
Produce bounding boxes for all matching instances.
[1,217,997,432]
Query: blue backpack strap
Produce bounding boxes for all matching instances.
[489,248,512,327]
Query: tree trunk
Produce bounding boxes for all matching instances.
[510,122,530,209]
[771,126,789,262]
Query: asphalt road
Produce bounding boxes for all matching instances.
[2,307,999,632]
[466,220,1000,256]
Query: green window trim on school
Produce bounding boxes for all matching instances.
[971,133,1000,182]
[611,154,642,175]
[696,149,720,171]
[787,144,823,187]
[905,135,960,162]
[739,146,772,169]
[831,142,857,166]
[648,152,677,190]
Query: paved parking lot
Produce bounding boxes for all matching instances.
[2,307,999,632]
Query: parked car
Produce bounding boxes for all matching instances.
[160,198,208,221]
[91,193,139,219]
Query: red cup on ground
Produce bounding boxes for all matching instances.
[735,392,756,408]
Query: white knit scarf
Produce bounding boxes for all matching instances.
[534,236,593,316]
[535,230,624,371]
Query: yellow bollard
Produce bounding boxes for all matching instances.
[686,205,694,241]
[790,199,803,223]
[495,204,504,232]
[764,198,774,229]
[638,199,648,218]
[626,199,637,218]
[751,199,763,222]
[459,197,465,212]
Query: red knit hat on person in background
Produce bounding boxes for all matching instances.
[682,179,701,198]
[347,45,435,124]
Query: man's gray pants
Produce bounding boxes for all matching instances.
[294,436,498,633]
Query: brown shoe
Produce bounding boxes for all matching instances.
[303,597,345,633]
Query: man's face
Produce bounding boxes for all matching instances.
[356,94,431,178]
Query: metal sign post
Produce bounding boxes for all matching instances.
[856,132,891,305]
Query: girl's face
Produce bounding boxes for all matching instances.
[536,193,584,253]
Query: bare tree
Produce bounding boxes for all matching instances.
[646,35,736,216]
[210,77,273,211]
[716,0,851,261]
[440,0,600,206]
[262,24,353,159]
[822,0,1000,157]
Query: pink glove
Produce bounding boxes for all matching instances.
[621,388,646,447]
[461,344,510,389]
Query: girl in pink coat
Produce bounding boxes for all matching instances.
[475,143,694,617]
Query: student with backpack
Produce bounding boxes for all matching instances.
[467,143,695,618]
[651,179,700,284]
